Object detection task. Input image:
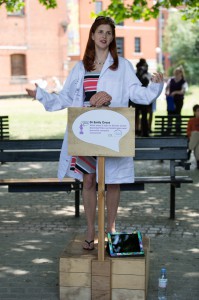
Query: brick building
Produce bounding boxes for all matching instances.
[0,0,167,95]
[0,0,68,95]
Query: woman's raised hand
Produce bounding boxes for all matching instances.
[151,72,164,83]
[26,84,38,99]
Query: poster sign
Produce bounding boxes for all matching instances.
[68,107,135,157]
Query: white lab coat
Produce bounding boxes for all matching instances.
[36,53,163,183]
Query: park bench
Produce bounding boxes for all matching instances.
[0,137,193,219]
[153,115,192,137]
[0,116,9,140]
[0,115,9,164]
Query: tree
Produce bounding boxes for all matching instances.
[163,12,199,83]
[91,0,199,23]
[0,0,57,12]
[1,1,198,22]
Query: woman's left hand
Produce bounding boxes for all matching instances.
[151,72,164,83]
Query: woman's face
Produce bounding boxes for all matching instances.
[92,24,113,50]
[174,70,182,80]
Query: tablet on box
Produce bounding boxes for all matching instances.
[106,231,144,257]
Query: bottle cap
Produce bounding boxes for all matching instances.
[161,268,166,273]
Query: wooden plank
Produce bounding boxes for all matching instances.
[0,151,60,162]
[145,247,150,297]
[92,275,110,292]
[60,287,90,300]
[0,137,189,151]
[112,259,145,275]
[0,139,62,150]
[92,260,111,277]
[59,272,91,287]
[0,148,189,162]
[92,289,111,300]
[60,234,98,257]
[0,176,192,186]
[60,258,91,273]
[112,274,145,290]
[135,137,188,148]
[112,289,145,300]
[91,260,111,299]
[142,236,150,250]
[98,156,105,261]
[0,178,77,184]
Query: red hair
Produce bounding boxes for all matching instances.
[83,17,118,72]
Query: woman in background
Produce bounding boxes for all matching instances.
[165,66,188,135]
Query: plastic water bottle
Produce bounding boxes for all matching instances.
[158,268,168,300]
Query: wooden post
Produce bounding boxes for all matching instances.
[67,107,135,262]
[98,156,105,261]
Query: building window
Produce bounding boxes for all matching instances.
[134,37,141,53]
[95,1,102,14]
[117,21,124,26]
[116,37,124,57]
[11,54,27,82]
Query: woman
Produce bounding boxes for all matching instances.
[165,66,188,134]
[26,16,163,250]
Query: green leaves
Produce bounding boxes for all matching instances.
[92,0,199,22]
[1,1,198,22]
[164,12,199,83]
[0,0,57,12]
[0,0,25,12]
[38,0,57,10]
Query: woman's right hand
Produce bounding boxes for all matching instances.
[90,91,112,107]
[26,84,38,99]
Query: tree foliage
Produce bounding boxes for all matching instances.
[0,0,57,12]
[0,1,198,22]
[164,12,199,83]
[92,0,199,23]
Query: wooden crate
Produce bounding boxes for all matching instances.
[59,234,150,300]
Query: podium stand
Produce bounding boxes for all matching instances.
[59,108,150,299]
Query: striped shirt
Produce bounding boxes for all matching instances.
[70,72,99,174]
[83,72,100,106]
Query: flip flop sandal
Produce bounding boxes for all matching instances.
[82,240,94,250]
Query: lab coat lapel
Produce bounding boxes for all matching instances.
[100,52,114,78]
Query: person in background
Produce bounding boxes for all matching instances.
[165,66,188,135]
[129,58,151,136]
[26,16,164,250]
[187,104,199,169]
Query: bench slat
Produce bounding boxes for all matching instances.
[152,115,192,137]
[0,148,188,161]
[0,137,188,150]
[0,115,9,140]
[0,176,193,190]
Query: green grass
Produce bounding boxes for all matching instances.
[1,85,198,139]
[155,85,199,116]
[1,98,67,139]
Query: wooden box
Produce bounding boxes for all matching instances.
[59,234,150,300]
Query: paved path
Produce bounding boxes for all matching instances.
[0,156,198,300]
